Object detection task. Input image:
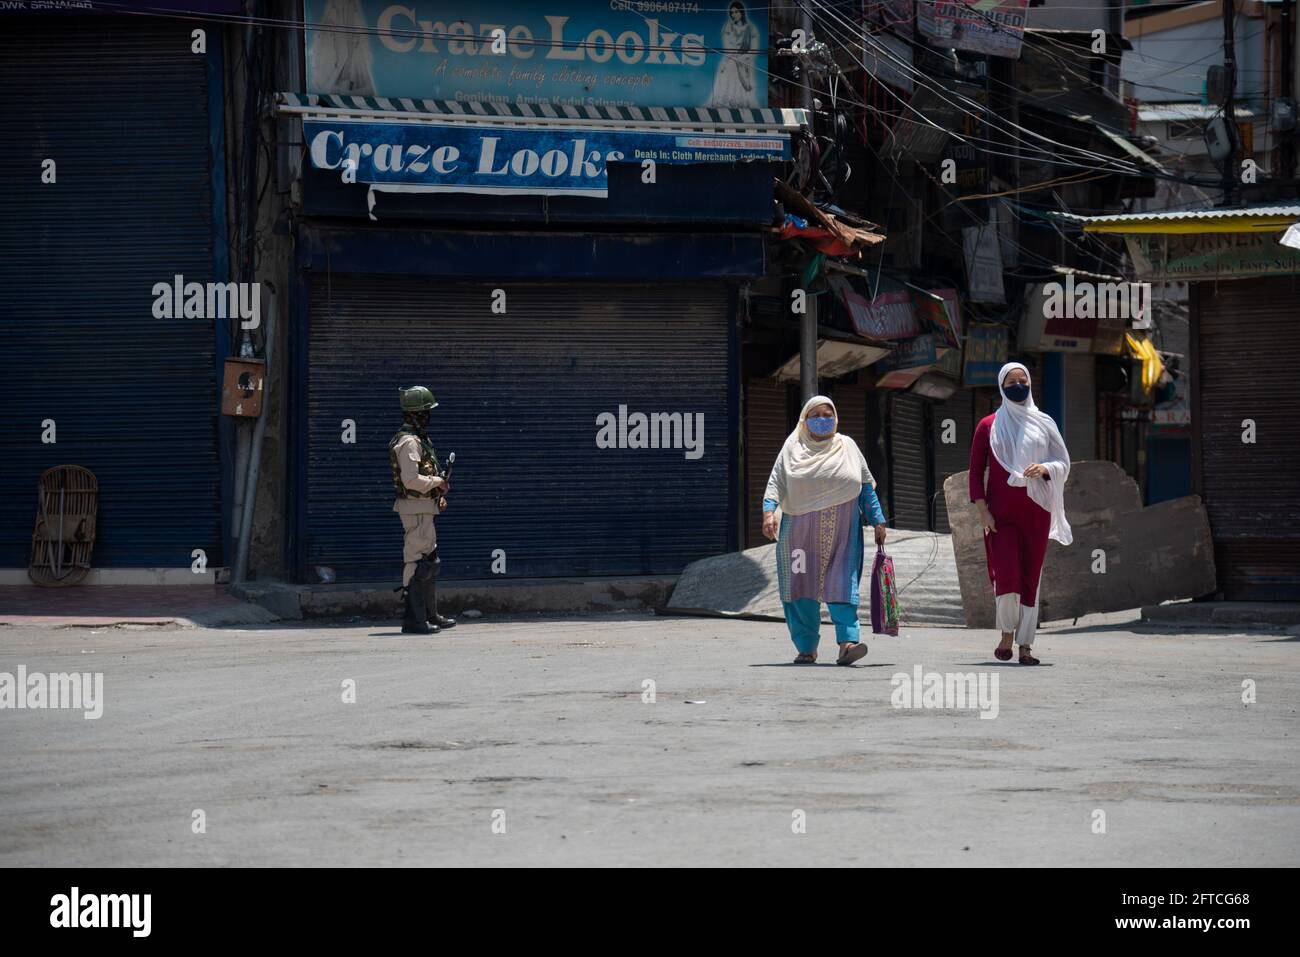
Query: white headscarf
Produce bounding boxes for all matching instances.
[764,395,875,517]
[990,362,1073,545]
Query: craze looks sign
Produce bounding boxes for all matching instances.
[305,119,787,197]
[305,0,770,109]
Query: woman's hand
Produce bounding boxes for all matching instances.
[1023,463,1049,479]
[762,512,778,541]
[874,524,887,546]
[976,500,996,534]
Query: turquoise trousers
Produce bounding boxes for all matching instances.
[783,598,861,654]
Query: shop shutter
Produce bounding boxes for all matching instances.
[1064,353,1096,460]
[745,378,789,548]
[304,278,733,581]
[0,17,221,567]
[932,389,974,533]
[832,383,867,450]
[1194,279,1300,600]
[889,392,930,530]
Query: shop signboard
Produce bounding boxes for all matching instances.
[913,287,962,348]
[304,0,769,109]
[839,286,922,342]
[304,118,788,198]
[962,322,1007,387]
[874,332,938,388]
[963,224,1005,303]
[917,0,1029,60]
[1124,232,1300,281]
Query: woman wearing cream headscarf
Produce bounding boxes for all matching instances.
[968,362,1072,665]
[762,396,887,665]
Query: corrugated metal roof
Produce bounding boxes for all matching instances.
[1081,205,1300,225]
[1051,204,1300,234]
[1138,104,1263,122]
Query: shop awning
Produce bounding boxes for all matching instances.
[275,92,809,133]
[1055,205,1300,234]
[278,92,806,201]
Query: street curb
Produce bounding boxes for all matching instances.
[232,576,679,620]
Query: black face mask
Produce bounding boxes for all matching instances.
[1003,382,1030,403]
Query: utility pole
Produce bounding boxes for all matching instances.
[1221,0,1238,204]
[1282,0,1297,181]
[798,2,818,403]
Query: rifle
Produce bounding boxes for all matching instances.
[437,452,455,512]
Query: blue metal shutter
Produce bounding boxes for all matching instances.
[889,392,930,531]
[933,389,973,534]
[745,377,789,548]
[304,278,733,581]
[0,17,221,567]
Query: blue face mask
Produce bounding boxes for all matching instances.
[1003,382,1030,403]
[807,416,836,437]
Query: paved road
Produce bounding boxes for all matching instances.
[1,611,1297,866]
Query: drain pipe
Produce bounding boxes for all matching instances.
[233,280,275,584]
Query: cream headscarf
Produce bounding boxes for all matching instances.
[764,395,875,517]
[990,362,1073,545]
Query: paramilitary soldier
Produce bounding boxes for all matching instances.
[390,386,457,635]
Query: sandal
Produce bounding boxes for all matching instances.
[837,642,869,666]
[994,646,1013,661]
[793,652,817,665]
[1018,648,1040,666]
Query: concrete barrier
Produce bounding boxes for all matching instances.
[944,461,1216,627]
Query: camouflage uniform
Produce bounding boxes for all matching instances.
[391,386,455,635]
[389,424,442,587]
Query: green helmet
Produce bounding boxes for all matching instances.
[399,386,438,412]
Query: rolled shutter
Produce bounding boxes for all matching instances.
[1194,278,1300,600]
[304,278,733,581]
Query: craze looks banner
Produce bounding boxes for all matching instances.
[917,0,1028,59]
[305,119,788,197]
[305,0,770,109]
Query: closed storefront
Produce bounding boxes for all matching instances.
[832,383,868,451]
[276,6,802,584]
[1192,278,1300,600]
[888,392,930,530]
[300,276,737,581]
[1064,353,1097,460]
[0,15,228,570]
[932,389,974,533]
[745,378,789,548]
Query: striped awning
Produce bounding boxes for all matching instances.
[274,92,809,133]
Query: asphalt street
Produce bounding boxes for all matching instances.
[1,611,1297,866]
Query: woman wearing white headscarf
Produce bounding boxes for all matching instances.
[968,362,1072,665]
[762,396,887,665]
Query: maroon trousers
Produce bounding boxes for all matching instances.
[969,414,1053,606]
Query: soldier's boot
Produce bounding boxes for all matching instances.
[401,572,434,635]
[423,547,456,630]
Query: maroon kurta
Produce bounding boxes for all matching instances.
[969,414,1051,604]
